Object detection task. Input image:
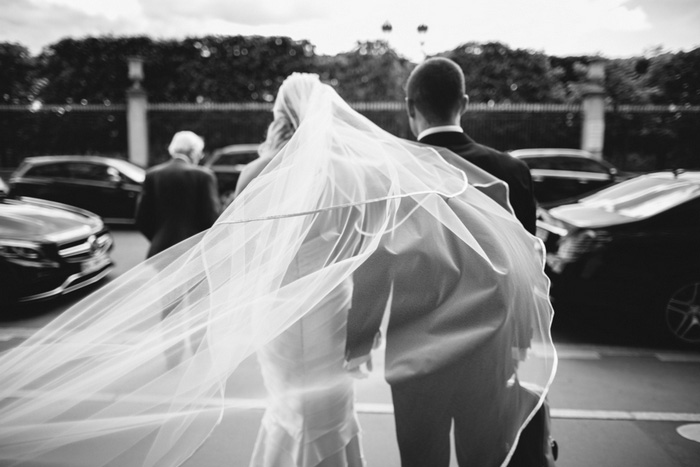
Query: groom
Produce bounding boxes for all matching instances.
[407,57,536,234]
[345,58,542,467]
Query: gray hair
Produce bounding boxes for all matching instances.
[168,131,205,158]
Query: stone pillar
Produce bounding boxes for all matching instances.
[126,57,149,167]
[580,60,606,159]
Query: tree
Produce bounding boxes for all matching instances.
[441,42,567,103]
[32,35,317,104]
[645,47,700,105]
[604,58,655,106]
[314,40,414,102]
[159,35,316,102]
[0,42,35,104]
[34,36,153,104]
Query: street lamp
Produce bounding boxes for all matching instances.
[382,21,393,44]
[127,56,144,90]
[417,24,428,59]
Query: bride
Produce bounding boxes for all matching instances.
[0,73,556,467]
[240,73,365,467]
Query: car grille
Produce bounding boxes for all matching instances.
[58,231,113,262]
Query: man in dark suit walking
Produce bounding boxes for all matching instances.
[136,130,220,258]
[135,131,221,368]
[406,57,537,234]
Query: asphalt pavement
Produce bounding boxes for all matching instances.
[2,228,699,466]
[175,343,700,467]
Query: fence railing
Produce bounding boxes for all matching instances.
[2,102,699,172]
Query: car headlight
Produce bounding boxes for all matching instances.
[0,240,58,267]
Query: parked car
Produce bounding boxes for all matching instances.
[0,189,114,306]
[203,144,260,205]
[536,170,700,347]
[9,156,145,224]
[509,148,634,205]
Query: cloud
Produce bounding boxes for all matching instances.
[139,0,333,25]
[0,0,695,60]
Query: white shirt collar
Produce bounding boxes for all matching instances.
[417,125,463,141]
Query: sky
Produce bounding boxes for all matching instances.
[2,0,699,62]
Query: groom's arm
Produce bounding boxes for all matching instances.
[346,248,392,361]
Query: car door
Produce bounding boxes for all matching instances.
[61,161,130,220]
[528,156,614,203]
[556,156,616,197]
[10,161,70,203]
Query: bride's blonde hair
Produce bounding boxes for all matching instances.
[258,73,321,159]
[258,113,295,159]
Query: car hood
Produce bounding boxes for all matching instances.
[0,197,102,242]
[546,205,635,229]
[548,172,700,229]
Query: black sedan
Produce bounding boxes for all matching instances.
[0,190,114,306]
[203,144,260,205]
[510,148,634,205]
[536,170,700,347]
[9,156,145,224]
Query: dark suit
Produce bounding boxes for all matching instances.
[346,149,543,466]
[420,131,537,234]
[136,158,220,258]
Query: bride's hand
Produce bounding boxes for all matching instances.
[344,354,373,379]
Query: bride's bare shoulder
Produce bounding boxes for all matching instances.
[235,156,274,195]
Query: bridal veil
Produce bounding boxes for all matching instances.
[0,73,557,466]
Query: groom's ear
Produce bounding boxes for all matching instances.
[459,94,470,116]
[405,97,416,118]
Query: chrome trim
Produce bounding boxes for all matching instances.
[59,233,113,262]
[17,263,113,302]
[536,219,568,237]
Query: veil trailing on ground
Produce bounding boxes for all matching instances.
[0,74,557,467]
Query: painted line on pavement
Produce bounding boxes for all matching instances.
[550,409,700,422]
[3,328,700,363]
[4,389,699,424]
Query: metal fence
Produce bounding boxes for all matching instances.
[2,102,699,172]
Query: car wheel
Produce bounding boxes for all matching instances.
[658,279,700,347]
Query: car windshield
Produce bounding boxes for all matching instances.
[579,174,700,218]
[110,159,146,183]
[213,152,258,166]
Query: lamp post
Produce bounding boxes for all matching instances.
[580,58,606,159]
[127,56,144,90]
[417,24,428,60]
[382,20,393,45]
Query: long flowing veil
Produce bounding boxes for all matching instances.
[0,74,557,467]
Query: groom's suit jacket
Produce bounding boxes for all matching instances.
[420,131,537,234]
[346,148,538,385]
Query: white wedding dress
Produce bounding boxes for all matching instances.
[250,232,364,467]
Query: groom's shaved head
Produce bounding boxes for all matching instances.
[406,57,466,123]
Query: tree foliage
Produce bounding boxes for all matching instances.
[439,42,567,103]
[644,47,700,105]
[1,36,698,106]
[314,40,414,101]
[0,42,35,104]
[32,35,317,104]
